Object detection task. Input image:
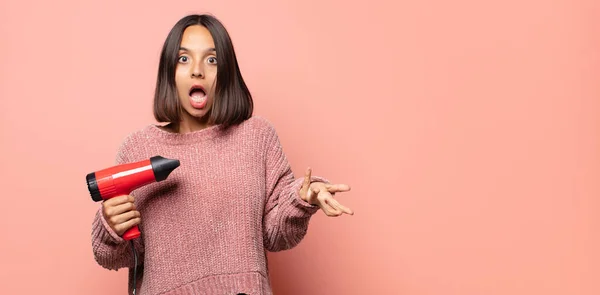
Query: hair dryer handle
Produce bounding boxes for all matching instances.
[123,225,141,240]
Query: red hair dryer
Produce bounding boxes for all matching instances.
[86,156,180,240]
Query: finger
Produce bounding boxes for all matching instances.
[108,201,137,217]
[306,187,314,201]
[115,217,141,236]
[328,198,354,215]
[104,195,134,207]
[321,199,341,217]
[309,186,320,196]
[111,210,140,226]
[325,184,351,193]
[302,167,312,190]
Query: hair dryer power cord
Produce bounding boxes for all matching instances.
[131,240,138,295]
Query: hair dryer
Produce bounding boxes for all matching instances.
[86,155,180,240]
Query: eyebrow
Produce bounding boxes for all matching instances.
[179,47,216,53]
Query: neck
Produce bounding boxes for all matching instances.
[175,114,211,134]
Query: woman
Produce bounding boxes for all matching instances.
[91,14,353,295]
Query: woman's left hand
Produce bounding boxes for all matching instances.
[299,168,354,217]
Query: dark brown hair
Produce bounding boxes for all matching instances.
[153,14,253,128]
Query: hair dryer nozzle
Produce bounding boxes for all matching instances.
[86,172,103,202]
[150,156,181,181]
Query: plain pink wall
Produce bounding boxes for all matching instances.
[1,0,598,294]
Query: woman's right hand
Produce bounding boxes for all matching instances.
[102,195,141,237]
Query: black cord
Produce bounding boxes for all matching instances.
[130,240,138,295]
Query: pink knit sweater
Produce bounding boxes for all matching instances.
[91,116,326,295]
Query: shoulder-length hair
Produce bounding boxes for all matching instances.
[153,14,253,128]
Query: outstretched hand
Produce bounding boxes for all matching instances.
[299,168,354,217]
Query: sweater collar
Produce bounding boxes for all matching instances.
[146,123,225,144]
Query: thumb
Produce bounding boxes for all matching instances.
[299,167,312,200]
[302,167,312,190]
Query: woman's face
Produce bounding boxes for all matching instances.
[175,25,217,123]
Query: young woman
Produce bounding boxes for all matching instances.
[91,14,353,295]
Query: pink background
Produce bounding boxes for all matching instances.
[1,0,598,294]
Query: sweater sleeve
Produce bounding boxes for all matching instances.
[262,123,328,252]
[90,138,145,270]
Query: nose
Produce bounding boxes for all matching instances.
[191,60,204,78]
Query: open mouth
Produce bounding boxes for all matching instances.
[189,85,206,101]
[188,85,208,109]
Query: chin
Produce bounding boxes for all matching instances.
[182,105,211,119]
